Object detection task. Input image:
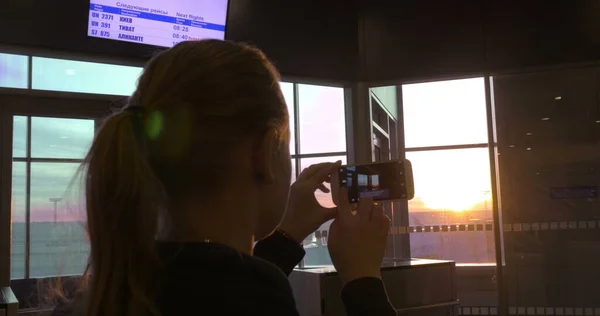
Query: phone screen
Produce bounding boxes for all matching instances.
[338,160,411,203]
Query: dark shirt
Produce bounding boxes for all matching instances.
[54,231,396,315]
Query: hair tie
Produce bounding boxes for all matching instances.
[125,105,147,116]
[124,105,147,152]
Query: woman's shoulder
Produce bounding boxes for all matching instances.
[158,241,289,286]
[157,242,297,314]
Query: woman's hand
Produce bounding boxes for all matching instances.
[278,161,342,243]
[327,189,391,284]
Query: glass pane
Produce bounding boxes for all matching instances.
[32,57,143,96]
[406,148,494,264]
[299,155,346,266]
[281,82,295,154]
[493,69,600,306]
[11,162,26,279]
[410,231,495,264]
[30,162,88,278]
[0,53,28,89]
[13,116,27,158]
[298,84,346,154]
[31,117,94,159]
[402,77,488,148]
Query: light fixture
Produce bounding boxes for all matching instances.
[554,96,562,100]
[509,145,515,148]
[526,132,533,136]
[527,147,532,151]
[596,120,600,123]
[542,117,550,121]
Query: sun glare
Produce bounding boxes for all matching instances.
[407,148,492,213]
[421,193,483,212]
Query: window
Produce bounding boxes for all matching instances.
[32,57,143,96]
[298,84,346,154]
[402,78,488,148]
[0,53,28,89]
[11,116,94,279]
[287,83,347,266]
[402,78,495,264]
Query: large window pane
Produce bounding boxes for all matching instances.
[32,57,142,96]
[406,148,494,264]
[410,231,495,264]
[280,82,295,154]
[30,163,88,278]
[31,117,94,159]
[13,116,27,158]
[298,84,346,154]
[11,162,26,279]
[0,53,28,89]
[299,155,346,266]
[402,77,488,148]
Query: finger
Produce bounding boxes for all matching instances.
[380,214,392,234]
[297,162,339,182]
[356,197,374,221]
[322,207,337,222]
[337,188,353,222]
[318,183,330,193]
[309,162,340,187]
[371,203,384,221]
[330,164,341,205]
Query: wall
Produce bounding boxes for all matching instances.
[4,1,600,83]
[493,67,600,308]
[361,0,600,83]
[0,0,359,82]
[227,0,359,81]
[360,0,485,83]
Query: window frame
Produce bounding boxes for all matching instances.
[398,77,500,266]
[284,81,349,267]
[0,93,110,285]
[287,82,348,178]
[394,75,503,310]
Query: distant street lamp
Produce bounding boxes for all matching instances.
[49,198,63,223]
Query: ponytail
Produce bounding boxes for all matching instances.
[83,109,164,316]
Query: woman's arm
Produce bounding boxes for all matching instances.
[253,229,305,276]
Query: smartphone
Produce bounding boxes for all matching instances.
[337,159,414,203]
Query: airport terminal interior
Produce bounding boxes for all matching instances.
[0,1,599,315]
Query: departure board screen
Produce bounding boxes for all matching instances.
[87,0,228,48]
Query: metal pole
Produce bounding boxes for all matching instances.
[484,76,507,316]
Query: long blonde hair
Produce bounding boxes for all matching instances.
[82,40,288,316]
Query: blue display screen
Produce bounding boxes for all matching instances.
[87,0,228,48]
